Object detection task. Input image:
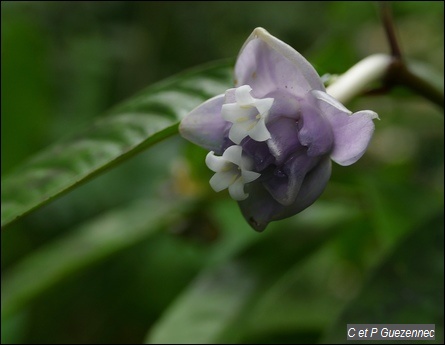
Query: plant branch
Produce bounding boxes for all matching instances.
[326,54,392,104]
[327,3,444,109]
[379,2,403,60]
[384,60,445,109]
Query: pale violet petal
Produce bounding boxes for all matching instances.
[235,27,325,98]
[242,138,274,172]
[224,88,237,103]
[311,90,378,166]
[266,117,302,165]
[238,184,278,232]
[298,99,334,157]
[239,157,331,231]
[311,90,351,114]
[265,90,301,123]
[281,156,332,216]
[262,153,318,206]
[179,95,229,153]
[329,110,377,166]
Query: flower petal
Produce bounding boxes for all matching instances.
[242,138,275,172]
[312,90,378,166]
[266,90,301,123]
[298,99,334,157]
[235,85,255,106]
[242,170,261,184]
[179,95,230,154]
[277,155,331,218]
[224,88,237,103]
[205,151,230,173]
[235,27,325,99]
[239,156,331,231]
[221,103,255,124]
[267,117,303,165]
[262,153,318,206]
[222,85,273,144]
[209,171,236,192]
[207,145,260,200]
[229,177,249,200]
[222,145,244,166]
[248,118,272,142]
[254,97,274,115]
[228,123,252,145]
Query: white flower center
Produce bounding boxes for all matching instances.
[222,85,274,144]
[205,145,260,201]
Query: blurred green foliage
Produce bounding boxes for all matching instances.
[1,2,443,344]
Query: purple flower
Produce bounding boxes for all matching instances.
[180,28,378,231]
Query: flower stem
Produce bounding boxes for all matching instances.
[326,55,444,109]
[326,54,392,104]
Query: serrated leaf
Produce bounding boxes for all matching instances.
[1,61,233,228]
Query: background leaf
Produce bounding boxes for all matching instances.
[321,212,444,344]
[1,196,193,320]
[1,61,232,228]
[146,201,362,344]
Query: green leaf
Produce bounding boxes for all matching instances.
[145,201,361,344]
[238,224,366,344]
[321,212,444,344]
[1,61,233,228]
[147,261,258,344]
[1,196,192,319]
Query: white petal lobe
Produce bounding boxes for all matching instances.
[222,85,274,144]
[205,146,260,201]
